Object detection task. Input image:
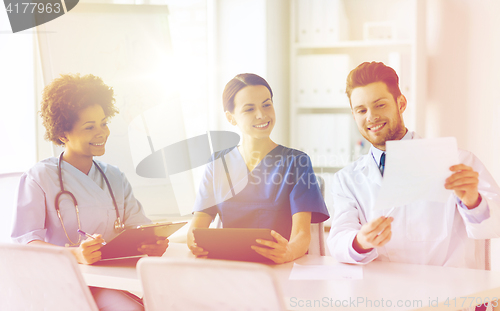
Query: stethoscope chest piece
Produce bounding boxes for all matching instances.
[114,217,125,232]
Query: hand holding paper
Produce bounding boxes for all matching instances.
[445,164,481,208]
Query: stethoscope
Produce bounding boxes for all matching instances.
[55,152,125,246]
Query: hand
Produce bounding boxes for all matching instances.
[445,164,481,208]
[353,217,393,253]
[188,242,208,258]
[251,230,293,264]
[71,234,104,265]
[138,237,169,257]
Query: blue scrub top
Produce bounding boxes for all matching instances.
[193,145,329,240]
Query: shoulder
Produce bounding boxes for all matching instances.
[212,146,238,161]
[337,154,370,175]
[25,157,58,179]
[277,145,308,157]
[272,146,314,170]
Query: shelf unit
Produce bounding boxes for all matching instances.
[289,0,426,215]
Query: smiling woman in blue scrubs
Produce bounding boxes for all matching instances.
[187,73,329,263]
[11,74,167,311]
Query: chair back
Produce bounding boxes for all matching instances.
[138,257,286,311]
[0,243,98,311]
[0,172,22,243]
[308,175,326,256]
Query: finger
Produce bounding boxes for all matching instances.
[364,217,390,234]
[365,217,392,235]
[446,171,478,183]
[81,238,104,249]
[376,231,392,248]
[372,225,392,246]
[449,164,472,172]
[255,238,280,249]
[190,246,208,256]
[252,245,286,256]
[251,249,284,264]
[81,243,102,256]
[444,178,479,190]
[270,230,287,244]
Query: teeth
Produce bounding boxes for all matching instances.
[91,142,105,146]
[370,124,384,131]
[255,122,269,128]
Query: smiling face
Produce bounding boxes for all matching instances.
[351,81,407,150]
[226,84,276,141]
[61,104,110,158]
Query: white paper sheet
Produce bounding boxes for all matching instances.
[373,137,459,211]
[289,263,363,280]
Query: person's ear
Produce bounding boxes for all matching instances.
[225,111,236,125]
[397,95,407,114]
[59,134,68,144]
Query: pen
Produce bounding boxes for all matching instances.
[77,229,107,245]
[385,207,396,218]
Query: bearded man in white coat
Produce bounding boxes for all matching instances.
[328,61,500,271]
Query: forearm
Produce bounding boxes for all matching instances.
[27,240,55,247]
[187,212,213,248]
[287,230,311,261]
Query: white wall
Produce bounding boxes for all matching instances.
[214,0,290,145]
[425,0,500,182]
[425,0,500,270]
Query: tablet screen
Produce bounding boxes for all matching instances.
[100,221,187,260]
[193,228,274,263]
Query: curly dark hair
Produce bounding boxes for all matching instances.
[40,73,118,145]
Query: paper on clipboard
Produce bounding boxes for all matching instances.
[373,137,459,211]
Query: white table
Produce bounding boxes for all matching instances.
[80,243,500,311]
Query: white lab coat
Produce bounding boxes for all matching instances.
[11,157,151,246]
[327,132,500,269]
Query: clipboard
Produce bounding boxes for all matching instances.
[192,228,274,263]
[100,222,187,260]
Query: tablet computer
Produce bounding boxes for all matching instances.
[100,221,187,260]
[192,228,274,263]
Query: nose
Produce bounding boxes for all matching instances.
[366,109,379,123]
[255,106,264,119]
[97,125,109,137]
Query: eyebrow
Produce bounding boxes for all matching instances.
[353,97,387,109]
[241,98,271,109]
[82,117,107,125]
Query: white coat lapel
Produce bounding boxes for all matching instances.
[357,154,383,187]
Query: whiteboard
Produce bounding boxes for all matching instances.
[36,4,187,217]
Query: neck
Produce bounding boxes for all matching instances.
[377,127,408,151]
[238,136,278,169]
[62,150,93,175]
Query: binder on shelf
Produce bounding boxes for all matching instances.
[333,114,351,167]
[296,0,312,43]
[323,0,349,43]
[296,114,351,168]
[296,54,350,108]
[295,0,349,44]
